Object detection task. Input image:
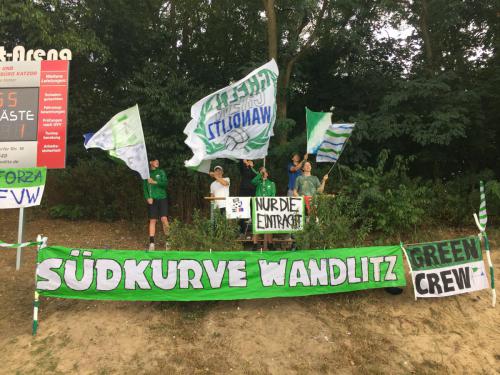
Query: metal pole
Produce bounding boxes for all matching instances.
[32,234,42,335]
[16,207,25,271]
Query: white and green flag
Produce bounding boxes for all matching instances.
[306,107,332,154]
[316,123,355,163]
[84,105,149,179]
[306,108,355,163]
[184,60,279,171]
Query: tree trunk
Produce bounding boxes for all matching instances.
[263,0,278,61]
[277,57,297,120]
[419,0,434,73]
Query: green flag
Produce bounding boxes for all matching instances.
[306,107,332,154]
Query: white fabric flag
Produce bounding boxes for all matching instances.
[184,60,279,170]
[84,105,149,179]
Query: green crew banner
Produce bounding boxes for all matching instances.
[36,245,405,301]
[404,236,489,298]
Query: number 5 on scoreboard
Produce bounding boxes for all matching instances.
[0,91,17,107]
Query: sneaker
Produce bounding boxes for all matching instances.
[165,241,170,251]
[148,243,155,252]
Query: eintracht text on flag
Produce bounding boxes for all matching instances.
[184,60,279,171]
[84,105,149,179]
[316,123,355,163]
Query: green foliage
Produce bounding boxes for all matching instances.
[427,171,500,227]
[2,0,499,228]
[45,158,145,221]
[295,195,372,250]
[168,210,242,251]
[48,205,85,221]
[340,151,431,237]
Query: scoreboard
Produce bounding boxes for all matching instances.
[0,60,69,168]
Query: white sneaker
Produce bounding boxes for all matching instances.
[165,241,170,251]
[148,243,155,251]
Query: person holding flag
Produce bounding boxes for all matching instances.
[293,161,328,213]
[252,166,276,250]
[287,152,307,196]
[84,105,169,250]
[143,157,169,251]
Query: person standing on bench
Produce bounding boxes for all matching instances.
[293,161,328,214]
[287,152,307,196]
[252,166,276,250]
[209,165,230,216]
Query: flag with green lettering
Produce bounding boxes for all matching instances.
[36,245,405,301]
[403,236,488,298]
[184,60,278,171]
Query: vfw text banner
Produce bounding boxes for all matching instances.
[36,245,406,301]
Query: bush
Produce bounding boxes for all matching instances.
[339,150,431,238]
[168,210,242,251]
[48,204,85,220]
[295,195,372,249]
[427,171,500,227]
[45,158,146,221]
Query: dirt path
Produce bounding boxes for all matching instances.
[0,209,499,374]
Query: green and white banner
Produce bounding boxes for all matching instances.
[252,196,305,234]
[184,60,278,170]
[404,236,489,298]
[36,245,405,301]
[0,167,46,209]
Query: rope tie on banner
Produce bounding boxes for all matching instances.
[400,242,417,301]
[0,240,43,248]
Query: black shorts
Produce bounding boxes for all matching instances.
[148,198,168,219]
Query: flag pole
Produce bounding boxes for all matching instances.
[473,180,496,307]
[326,163,336,175]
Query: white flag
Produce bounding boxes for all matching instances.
[184,60,279,170]
[84,105,149,179]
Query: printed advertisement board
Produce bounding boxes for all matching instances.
[0,59,69,168]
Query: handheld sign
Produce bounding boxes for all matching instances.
[0,167,46,209]
[225,197,251,219]
[252,196,305,234]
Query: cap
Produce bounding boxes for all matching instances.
[214,165,223,172]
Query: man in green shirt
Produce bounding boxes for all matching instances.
[293,161,328,213]
[251,167,276,250]
[143,157,169,251]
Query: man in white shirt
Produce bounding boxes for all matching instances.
[209,165,230,215]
